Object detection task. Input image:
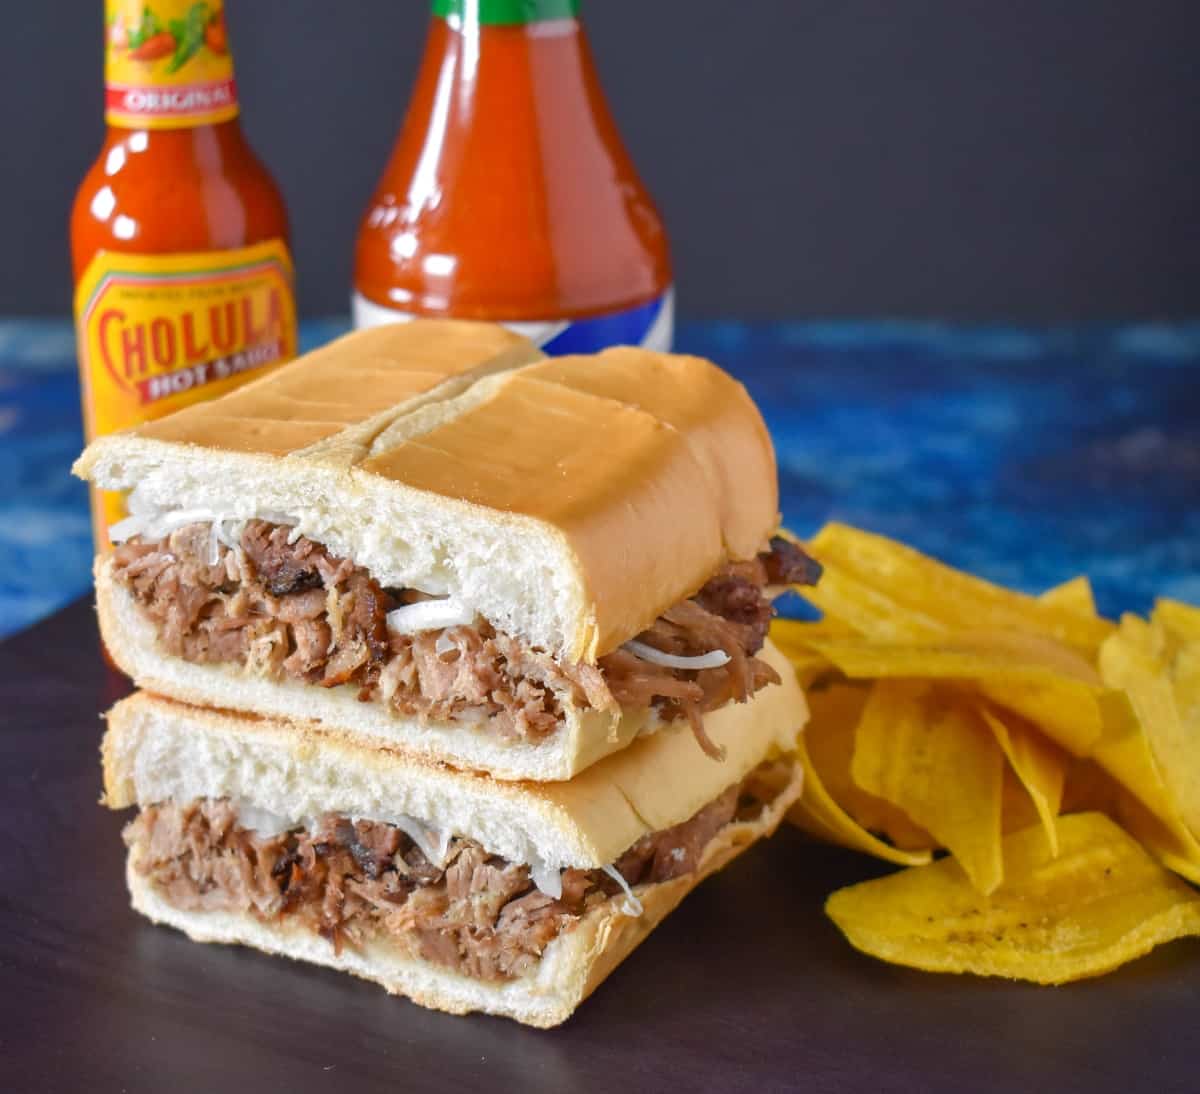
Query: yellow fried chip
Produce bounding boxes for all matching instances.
[809,522,1114,655]
[1171,643,1200,733]
[980,705,1065,855]
[1059,760,1199,886]
[1144,607,1200,733]
[826,813,1200,984]
[1156,848,1200,887]
[795,632,1100,686]
[791,631,1106,758]
[956,627,1102,681]
[788,734,933,868]
[1154,597,1200,643]
[1061,756,1122,816]
[1040,575,1101,619]
[975,678,1106,760]
[792,628,1099,686]
[769,617,858,651]
[1001,767,1041,836]
[1100,623,1200,842]
[793,556,945,641]
[1110,786,1200,885]
[768,618,849,688]
[851,682,1004,893]
[1079,687,1200,874]
[803,681,934,852]
[769,521,1200,949]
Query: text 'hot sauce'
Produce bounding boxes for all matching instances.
[354,0,673,354]
[72,0,298,549]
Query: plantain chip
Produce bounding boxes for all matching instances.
[807,523,1115,656]
[1100,621,1200,843]
[1055,696,1200,879]
[1111,787,1200,886]
[793,632,1100,686]
[1061,756,1123,816]
[851,681,1004,893]
[1167,639,1200,719]
[769,617,858,652]
[1001,767,1042,836]
[1154,597,1200,643]
[772,523,1200,979]
[768,619,849,688]
[1040,575,1101,619]
[792,556,945,641]
[790,631,1107,758]
[826,813,1200,984]
[1155,848,1200,887]
[788,734,933,868]
[1058,759,1198,884]
[1146,606,1200,748]
[803,680,934,852]
[980,705,1065,855]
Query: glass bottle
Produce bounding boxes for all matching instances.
[72,0,298,549]
[354,0,672,354]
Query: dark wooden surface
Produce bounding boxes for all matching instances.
[1,599,1197,1093]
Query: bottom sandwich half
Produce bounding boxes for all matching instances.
[103,681,807,1027]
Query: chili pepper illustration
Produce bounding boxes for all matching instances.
[126,5,162,51]
[128,30,175,61]
[205,9,228,54]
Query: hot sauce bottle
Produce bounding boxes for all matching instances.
[72,0,298,550]
[354,0,673,354]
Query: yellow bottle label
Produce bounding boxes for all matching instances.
[105,0,238,128]
[74,239,298,541]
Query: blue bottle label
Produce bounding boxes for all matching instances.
[352,288,674,355]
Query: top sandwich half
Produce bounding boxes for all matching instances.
[74,320,817,781]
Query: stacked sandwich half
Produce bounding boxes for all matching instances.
[75,320,814,1027]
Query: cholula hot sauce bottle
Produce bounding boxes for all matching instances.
[72,0,298,549]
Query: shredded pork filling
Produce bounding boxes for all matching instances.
[125,765,786,983]
[112,521,820,751]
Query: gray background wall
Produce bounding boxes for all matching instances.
[8,0,1199,320]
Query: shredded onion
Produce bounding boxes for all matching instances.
[392,815,451,867]
[107,505,298,552]
[214,519,247,551]
[435,633,457,657]
[386,598,476,636]
[108,507,216,543]
[531,862,563,900]
[602,864,644,916]
[622,639,730,671]
[106,514,145,543]
[232,804,456,867]
[235,803,294,838]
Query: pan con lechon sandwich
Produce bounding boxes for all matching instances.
[74,321,819,781]
[104,685,805,1027]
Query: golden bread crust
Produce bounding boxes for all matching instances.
[75,320,780,660]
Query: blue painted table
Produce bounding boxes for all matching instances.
[2,318,1197,640]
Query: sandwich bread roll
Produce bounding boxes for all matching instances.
[75,320,801,783]
[104,677,806,1027]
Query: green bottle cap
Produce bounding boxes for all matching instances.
[432,0,578,24]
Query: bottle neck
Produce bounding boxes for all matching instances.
[431,0,578,26]
[104,0,240,130]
